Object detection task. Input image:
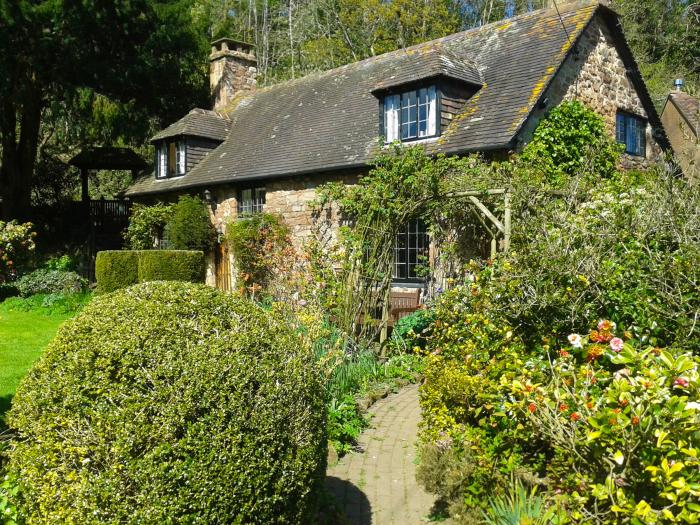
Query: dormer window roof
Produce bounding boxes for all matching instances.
[371,48,482,96]
[150,108,230,143]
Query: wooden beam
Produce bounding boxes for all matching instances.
[468,196,505,234]
[446,188,507,197]
[503,191,512,252]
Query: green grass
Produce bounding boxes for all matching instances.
[0,294,89,423]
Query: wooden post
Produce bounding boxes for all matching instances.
[379,284,390,348]
[503,191,512,252]
[80,168,89,202]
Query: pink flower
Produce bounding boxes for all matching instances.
[674,377,689,388]
[610,337,624,353]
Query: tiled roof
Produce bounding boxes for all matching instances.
[150,108,230,142]
[669,92,700,134]
[127,1,661,196]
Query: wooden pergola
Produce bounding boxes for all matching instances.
[69,147,148,202]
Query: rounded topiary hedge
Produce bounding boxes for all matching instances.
[7,282,327,524]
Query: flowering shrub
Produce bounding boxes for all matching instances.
[510,322,700,524]
[0,221,35,282]
[418,273,550,519]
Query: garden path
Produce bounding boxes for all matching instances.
[326,384,436,524]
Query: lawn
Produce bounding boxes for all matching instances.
[0,304,75,422]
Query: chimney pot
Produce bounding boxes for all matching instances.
[674,78,684,92]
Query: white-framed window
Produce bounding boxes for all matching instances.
[176,142,186,175]
[383,86,437,143]
[237,187,266,215]
[155,140,186,178]
[616,112,646,157]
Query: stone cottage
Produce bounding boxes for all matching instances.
[126,0,669,291]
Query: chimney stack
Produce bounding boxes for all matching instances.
[210,38,257,112]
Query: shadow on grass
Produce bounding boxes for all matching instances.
[0,393,14,432]
[324,476,372,524]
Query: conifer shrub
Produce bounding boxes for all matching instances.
[95,250,139,293]
[6,281,327,524]
[165,195,215,252]
[137,250,205,283]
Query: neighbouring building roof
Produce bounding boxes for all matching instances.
[150,108,231,142]
[667,92,700,136]
[127,0,663,197]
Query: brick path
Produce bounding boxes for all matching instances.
[326,384,436,524]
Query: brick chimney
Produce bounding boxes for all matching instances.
[210,38,257,111]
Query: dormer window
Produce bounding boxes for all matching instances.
[383,86,438,143]
[156,140,186,178]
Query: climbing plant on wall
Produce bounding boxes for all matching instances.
[314,145,502,343]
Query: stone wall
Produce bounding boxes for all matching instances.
[521,15,664,168]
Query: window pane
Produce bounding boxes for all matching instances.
[626,116,637,154]
[616,113,626,144]
[168,143,176,176]
[393,219,429,280]
[636,118,646,157]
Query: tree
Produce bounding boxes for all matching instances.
[0,0,209,220]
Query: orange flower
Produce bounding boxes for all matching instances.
[528,403,537,414]
[631,416,640,425]
[586,401,594,409]
[619,399,629,407]
[558,403,568,412]
[570,412,581,422]
[585,345,605,362]
[559,349,570,358]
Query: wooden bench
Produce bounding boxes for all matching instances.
[388,289,422,327]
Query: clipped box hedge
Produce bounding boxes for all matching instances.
[95,250,139,293]
[96,250,205,293]
[138,250,205,284]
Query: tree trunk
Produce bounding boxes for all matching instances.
[0,79,42,221]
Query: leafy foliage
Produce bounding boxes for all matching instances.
[165,196,216,252]
[496,167,700,350]
[483,478,552,525]
[123,202,175,250]
[225,213,291,297]
[5,282,327,524]
[520,101,622,184]
[15,269,86,297]
[0,222,35,283]
[388,308,435,354]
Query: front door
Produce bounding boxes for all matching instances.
[214,242,231,292]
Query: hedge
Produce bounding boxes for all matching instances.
[95,250,205,293]
[137,250,205,284]
[95,250,139,293]
[6,281,327,524]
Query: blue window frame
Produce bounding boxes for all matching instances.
[616,112,646,157]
